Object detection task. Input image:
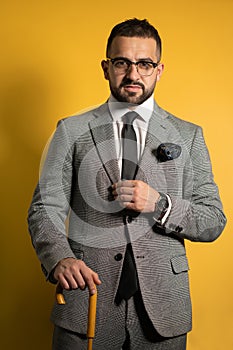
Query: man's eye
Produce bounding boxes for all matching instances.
[138,61,153,69]
[114,60,128,68]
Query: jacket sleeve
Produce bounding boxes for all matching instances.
[27,120,76,281]
[162,126,226,241]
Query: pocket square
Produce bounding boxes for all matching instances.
[156,143,181,162]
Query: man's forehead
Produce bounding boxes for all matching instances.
[109,36,157,57]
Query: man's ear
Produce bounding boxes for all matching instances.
[101,60,109,80]
[156,63,164,82]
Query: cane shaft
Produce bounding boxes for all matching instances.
[87,338,93,350]
[87,289,97,339]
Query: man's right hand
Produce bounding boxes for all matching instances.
[54,257,101,295]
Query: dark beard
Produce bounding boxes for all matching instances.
[110,78,156,105]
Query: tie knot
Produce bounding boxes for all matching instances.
[122,111,138,125]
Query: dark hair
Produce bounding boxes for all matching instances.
[106,18,162,61]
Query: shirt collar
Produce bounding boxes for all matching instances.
[108,94,154,123]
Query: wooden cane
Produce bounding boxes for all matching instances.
[87,287,97,350]
[56,284,97,350]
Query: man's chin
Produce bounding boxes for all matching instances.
[124,94,148,105]
[114,92,145,105]
[123,93,138,102]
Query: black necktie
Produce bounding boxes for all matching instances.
[121,112,138,180]
[117,111,139,301]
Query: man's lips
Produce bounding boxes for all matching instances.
[123,84,142,92]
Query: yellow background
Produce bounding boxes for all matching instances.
[1,1,232,349]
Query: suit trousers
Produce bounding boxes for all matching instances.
[52,291,187,350]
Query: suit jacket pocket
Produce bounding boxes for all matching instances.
[171,254,189,274]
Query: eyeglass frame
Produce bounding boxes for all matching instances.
[106,57,159,77]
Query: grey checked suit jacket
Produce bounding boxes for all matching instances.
[28,101,226,338]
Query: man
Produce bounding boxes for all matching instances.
[28,18,226,349]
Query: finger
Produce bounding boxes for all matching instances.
[113,180,135,189]
[57,273,79,290]
[77,264,100,293]
[119,180,135,187]
[86,279,97,295]
[86,272,101,295]
[56,274,70,290]
[93,272,102,286]
[73,269,87,290]
[113,186,134,196]
[116,194,134,203]
[117,201,137,210]
[82,272,98,295]
[57,263,85,290]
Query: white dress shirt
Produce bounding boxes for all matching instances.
[108,94,154,174]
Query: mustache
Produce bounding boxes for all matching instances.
[119,79,145,90]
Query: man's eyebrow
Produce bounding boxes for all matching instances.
[136,57,154,62]
[109,56,155,62]
[110,56,129,60]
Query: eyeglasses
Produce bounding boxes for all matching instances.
[107,57,159,76]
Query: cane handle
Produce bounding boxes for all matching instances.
[56,284,66,304]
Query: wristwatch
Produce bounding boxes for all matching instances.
[153,192,169,223]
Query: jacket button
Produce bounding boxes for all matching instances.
[114,253,123,261]
[175,226,183,233]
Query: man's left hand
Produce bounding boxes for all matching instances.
[112,180,160,212]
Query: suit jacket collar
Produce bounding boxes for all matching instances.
[145,102,170,147]
[89,101,171,184]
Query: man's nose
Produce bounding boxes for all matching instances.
[126,63,140,80]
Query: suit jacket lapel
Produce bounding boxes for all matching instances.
[137,103,169,175]
[89,104,120,184]
[137,102,185,180]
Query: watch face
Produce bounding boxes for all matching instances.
[158,198,167,211]
[153,194,169,222]
[154,193,168,221]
